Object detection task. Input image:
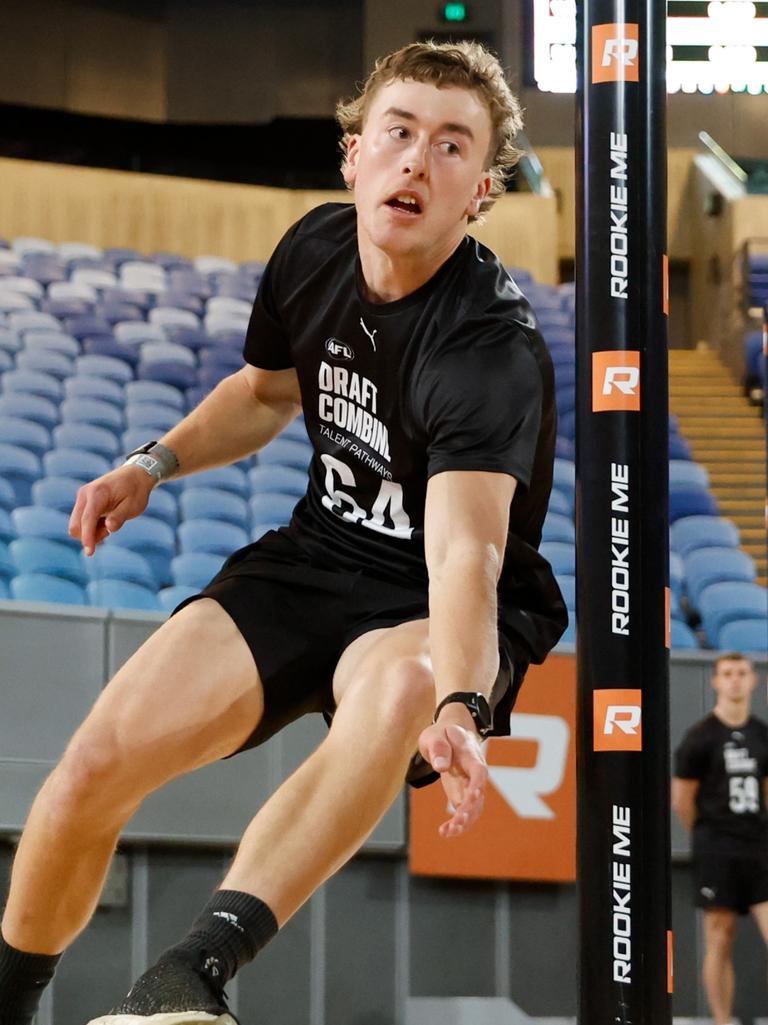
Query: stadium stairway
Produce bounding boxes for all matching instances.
[669,345,767,586]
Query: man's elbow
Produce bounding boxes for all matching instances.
[429,539,504,587]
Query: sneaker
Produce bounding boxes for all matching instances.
[85,949,239,1025]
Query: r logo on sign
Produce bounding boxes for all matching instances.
[592,351,641,412]
[592,24,640,83]
[594,689,643,751]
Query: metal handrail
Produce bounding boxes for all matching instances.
[698,130,748,185]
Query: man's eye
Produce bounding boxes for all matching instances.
[389,126,409,140]
[438,141,461,155]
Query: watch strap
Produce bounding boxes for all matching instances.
[433,691,493,735]
[124,441,179,483]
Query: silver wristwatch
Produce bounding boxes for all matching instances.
[124,441,180,483]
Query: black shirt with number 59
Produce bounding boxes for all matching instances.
[243,203,568,664]
[675,713,768,844]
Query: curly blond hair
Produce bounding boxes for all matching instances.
[336,40,524,223]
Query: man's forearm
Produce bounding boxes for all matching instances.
[151,369,299,481]
[428,548,501,706]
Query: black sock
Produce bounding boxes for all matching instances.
[167,890,278,985]
[0,933,61,1025]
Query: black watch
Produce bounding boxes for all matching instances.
[433,691,493,736]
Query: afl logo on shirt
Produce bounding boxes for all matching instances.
[325,338,355,362]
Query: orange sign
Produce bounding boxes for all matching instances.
[593,689,643,752]
[592,23,640,83]
[409,654,576,882]
[592,350,641,412]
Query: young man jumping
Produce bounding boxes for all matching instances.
[0,40,566,1024]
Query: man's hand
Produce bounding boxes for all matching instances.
[68,465,155,556]
[418,712,489,839]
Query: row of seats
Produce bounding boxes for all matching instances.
[1,236,763,652]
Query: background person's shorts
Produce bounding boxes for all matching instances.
[173,529,530,787]
[693,833,768,914]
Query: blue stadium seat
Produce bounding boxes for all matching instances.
[103,247,142,267]
[178,519,249,557]
[1,369,63,402]
[198,347,243,372]
[699,582,768,648]
[669,489,719,523]
[138,361,197,390]
[669,551,684,601]
[151,252,193,272]
[124,403,182,432]
[0,508,13,543]
[196,365,230,391]
[547,488,572,516]
[171,552,225,588]
[60,397,124,433]
[556,573,576,611]
[0,477,15,510]
[8,311,61,334]
[114,321,166,348]
[542,512,576,544]
[258,438,311,472]
[0,328,22,356]
[31,476,81,513]
[0,541,14,581]
[145,488,179,527]
[43,448,111,482]
[669,459,709,491]
[164,326,210,351]
[83,544,156,589]
[248,464,308,498]
[103,518,176,585]
[82,337,140,368]
[86,578,160,611]
[552,458,575,502]
[11,573,86,605]
[539,541,576,577]
[22,331,80,359]
[74,354,133,384]
[668,434,693,460]
[685,547,757,607]
[249,492,297,527]
[101,287,152,311]
[0,349,11,374]
[670,515,740,558]
[554,436,575,460]
[63,375,125,410]
[0,416,51,458]
[183,465,248,498]
[158,584,199,612]
[0,443,42,505]
[717,618,767,654]
[9,537,86,584]
[0,389,58,430]
[558,410,575,439]
[140,342,196,368]
[41,298,92,320]
[180,487,249,528]
[96,302,144,327]
[149,307,200,331]
[64,315,114,341]
[52,422,120,459]
[11,505,79,547]
[670,620,699,650]
[124,380,184,410]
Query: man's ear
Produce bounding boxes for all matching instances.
[465,172,492,218]
[343,135,361,187]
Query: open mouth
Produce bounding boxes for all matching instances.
[385,194,423,215]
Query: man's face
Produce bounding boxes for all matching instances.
[712,658,757,704]
[343,78,493,259]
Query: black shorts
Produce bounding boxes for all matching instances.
[692,831,768,914]
[174,529,530,787]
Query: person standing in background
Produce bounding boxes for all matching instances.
[672,652,768,1025]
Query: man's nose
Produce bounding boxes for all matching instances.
[402,140,429,178]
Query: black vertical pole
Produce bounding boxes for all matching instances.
[576,2,671,1023]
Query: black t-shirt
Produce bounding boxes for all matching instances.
[244,203,567,662]
[675,712,768,844]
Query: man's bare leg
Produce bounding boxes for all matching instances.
[222,618,434,924]
[2,599,263,956]
[750,900,768,991]
[702,908,737,1025]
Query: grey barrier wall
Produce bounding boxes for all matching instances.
[0,602,766,1023]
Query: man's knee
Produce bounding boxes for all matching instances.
[41,727,135,829]
[705,912,737,952]
[368,655,435,736]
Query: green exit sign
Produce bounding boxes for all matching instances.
[441,2,468,22]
